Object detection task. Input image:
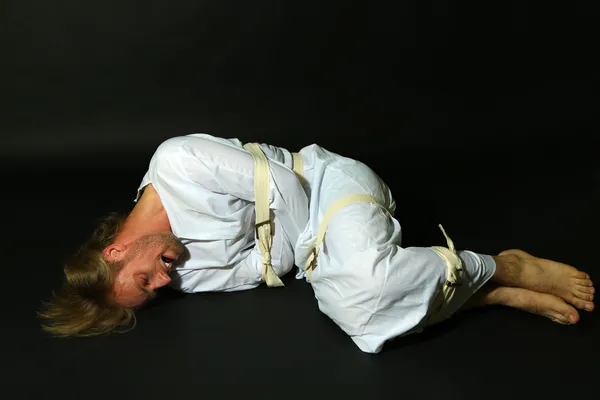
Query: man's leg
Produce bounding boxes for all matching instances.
[462,282,580,324]
[490,249,595,312]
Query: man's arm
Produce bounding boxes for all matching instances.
[152,134,290,203]
[147,134,299,291]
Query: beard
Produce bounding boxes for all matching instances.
[130,231,186,259]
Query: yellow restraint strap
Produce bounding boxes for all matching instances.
[304,194,384,281]
[243,143,285,288]
[243,142,462,321]
[291,152,306,187]
[428,224,464,324]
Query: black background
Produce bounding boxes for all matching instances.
[1,1,598,398]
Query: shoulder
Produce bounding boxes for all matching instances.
[153,134,245,159]
[146,136,194,182]
[148,133,245,178]
[149,134,211,169]
[151,136,189,160]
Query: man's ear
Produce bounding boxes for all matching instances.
[103,243,127,262]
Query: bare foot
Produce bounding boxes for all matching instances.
[491,286,580,325]
[497,249,595,312]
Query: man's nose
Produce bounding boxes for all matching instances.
[153,273,171,289]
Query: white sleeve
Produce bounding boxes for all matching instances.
[149,134,295,292]
[174,134,289,203]
[171,231,295,293]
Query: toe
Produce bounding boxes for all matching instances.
[573,271,590,279]
[574,278,593,287]
[549,316,570,325]
[575,285,595,294]
[550,303,580,325]
[567,311,580,324]
[565,294,594,311]
[548,311,572,324]
[574,289,594,301]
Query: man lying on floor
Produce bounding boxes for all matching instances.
[40,134,596,353]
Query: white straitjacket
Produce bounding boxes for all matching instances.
[136,134,496,353]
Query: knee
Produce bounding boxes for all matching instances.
[312,267,386,336]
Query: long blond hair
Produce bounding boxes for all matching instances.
[39,212,136,337]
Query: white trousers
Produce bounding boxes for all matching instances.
[296,147,497,353]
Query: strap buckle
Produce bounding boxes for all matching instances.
[255,220,273,237]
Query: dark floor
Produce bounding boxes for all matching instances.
[2,139,598,398]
